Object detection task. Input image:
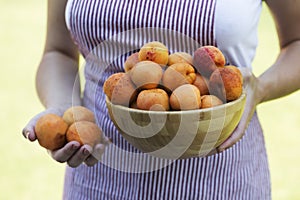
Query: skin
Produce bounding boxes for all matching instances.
[22,0,300,165]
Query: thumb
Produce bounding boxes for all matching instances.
[217,121,247,152]
[22,108,64,142]
[22,119,37,142]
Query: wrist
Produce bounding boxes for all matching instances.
[45,99,82,112]
[256,76,269,104]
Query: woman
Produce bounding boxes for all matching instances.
[23,0,300,199]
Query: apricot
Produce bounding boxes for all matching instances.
[200,95,223,109]
[162,63,196,91]
[170,84,201,110]
[209,67,243,102]
[138,41,169,66]
[129,61,163,89]
[193,46,226,77]
[103,73,123,100]
[35,113,68,150]
[136,88,169,111]
[193,73,209,95]
[168,52,193,66]
[124,52,139,72]
[225,65,243,84]
[63,106,95,125]
[66,121,102,148]
[103,72,137,106]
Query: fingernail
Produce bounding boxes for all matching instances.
[83,148,91,155]
[104,137,112,144]
[72,144,80,150]
[27,132,35,141]
[217,148,224,153]
[25,131,30,139]
[96,144,105,153]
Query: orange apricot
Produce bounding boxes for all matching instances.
[136,88,169,111]
[193,46,225,77]
[193,73,209,95]
[209,67,243,102]
[169,84,201,110]
[225,65,243,84]
[200,95,223,109]
[35,113,68,150]
[66,121,102,148]
[162,63,196,91]
[103,72,137,106]
[168,52,193,66]
[129,61,163,89]
[63,106,95,126]
[124,52,139,72]
[138,41,169,66]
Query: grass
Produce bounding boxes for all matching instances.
[1,1,299,199]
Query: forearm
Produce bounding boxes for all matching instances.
[36,51,81,109]
[258,40,300,103]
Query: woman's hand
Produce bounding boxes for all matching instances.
[49,138,110,168]
[217,68,264,153]
[22,108,110,167]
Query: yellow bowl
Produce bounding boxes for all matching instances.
[106,92,246,159]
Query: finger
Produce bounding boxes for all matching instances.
[51,141,81,163]
[84,144,106,166]
[84,157,98,167]
[67,145,93,168]
[22,112,47,141]
[217,124,245,152]
[206,148,218,156]
[217,89,256,153]
[102,136,112,145]
[22,108,64,141]
[22,128,37,141]
[239,67,252,78]
[22,120,38,141]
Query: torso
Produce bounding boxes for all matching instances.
[63,1,270,199]
[66,0,262,68]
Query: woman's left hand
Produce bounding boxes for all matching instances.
[217,68,263,152]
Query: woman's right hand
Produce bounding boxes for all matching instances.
[22,108,110,168]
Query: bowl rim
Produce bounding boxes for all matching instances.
[106,92,246,115]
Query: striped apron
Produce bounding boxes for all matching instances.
[63,0,271,199]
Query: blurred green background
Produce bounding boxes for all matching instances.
[1,0,299,199]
